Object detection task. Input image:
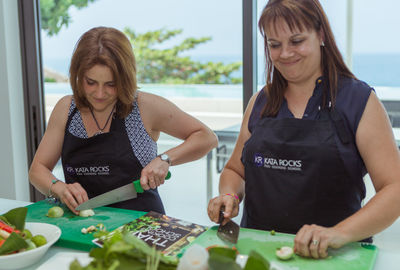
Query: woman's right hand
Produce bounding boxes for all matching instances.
[52,181,89,215]
[207,194,240,225]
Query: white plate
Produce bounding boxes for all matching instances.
[0,222,61,270]
[37,252,92,270]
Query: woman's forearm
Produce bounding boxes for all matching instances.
[219,167,245,202]
[164,128,217,165]
[29,162,60,197]
[334,182,400,242]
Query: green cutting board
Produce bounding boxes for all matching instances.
[26,200,145,251]
[190,226,378,270]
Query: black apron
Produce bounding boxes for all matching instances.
[61,107,165,214]
[241,102,364,236]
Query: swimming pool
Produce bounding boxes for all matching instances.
[44,82,246,99]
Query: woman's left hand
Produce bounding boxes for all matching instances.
[140,157,170,190]
[294,224,350,259]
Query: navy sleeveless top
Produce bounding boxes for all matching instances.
[248,76,373,200]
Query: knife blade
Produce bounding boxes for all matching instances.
[217,205,240,244]
[75,171,171,211]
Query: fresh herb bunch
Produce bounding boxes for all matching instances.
[70,230,178,270]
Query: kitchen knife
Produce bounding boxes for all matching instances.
[217,205,240,244]
[75,171,171,211]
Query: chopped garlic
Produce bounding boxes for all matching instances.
[81,225,97,234]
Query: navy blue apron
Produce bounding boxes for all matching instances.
[61,107,165,214]
[241,99,365,237]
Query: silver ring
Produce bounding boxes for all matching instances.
[312,239,319,245]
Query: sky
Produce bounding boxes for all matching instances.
[41,0,242,61]
[41,0,400,76]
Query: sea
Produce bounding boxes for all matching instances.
[43,53,400,97]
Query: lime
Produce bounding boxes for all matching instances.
[47,206,64,218]
[26,239,37,250]
[31,234,47,247]
[21,229,33,239]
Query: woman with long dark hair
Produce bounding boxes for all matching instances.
[208,0,400,258]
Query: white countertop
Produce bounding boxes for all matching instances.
[1,198,399,270]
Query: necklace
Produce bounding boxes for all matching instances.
[90,104,115,136]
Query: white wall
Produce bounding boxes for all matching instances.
[0,0,30,200]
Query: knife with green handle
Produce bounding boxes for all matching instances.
[75,171,171,211]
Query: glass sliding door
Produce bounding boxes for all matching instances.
[352,0,400,107]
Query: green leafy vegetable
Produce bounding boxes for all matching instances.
[1,207,27,231]
[208,246,240,270]
[207,246,270,270]
[70,230,178,270]
[208,253,241,270]
[0,216,10,225]
[244,250,270,270]
[0,232,28,255]
[0,207,29,255]
[208,246,237,260]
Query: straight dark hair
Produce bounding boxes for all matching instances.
[259,0,356,117]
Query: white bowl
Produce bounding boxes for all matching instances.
[0,222,61,270]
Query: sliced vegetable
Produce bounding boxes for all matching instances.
[96,223,105,231]
[276,246,294,260]
[0,220,20,234]
[81,225,97,234]
[79,209,95,217]
[0,229,10,239]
